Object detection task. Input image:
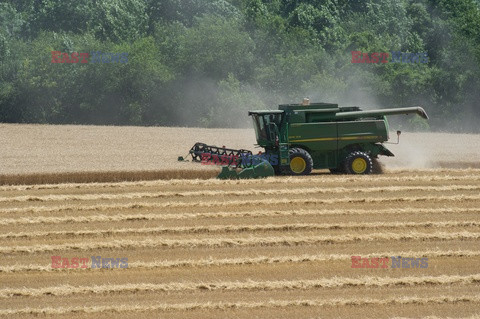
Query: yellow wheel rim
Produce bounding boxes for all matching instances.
[352,158,367,174]
[290,157,306,174]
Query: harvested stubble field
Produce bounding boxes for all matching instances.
[0,124,479,318]
[1,169,480,318]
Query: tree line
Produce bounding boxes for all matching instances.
[1,0,479,132]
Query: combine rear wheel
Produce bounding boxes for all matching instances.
[372,158,384,174]
[286,148,313,175]
[344,151,373,174]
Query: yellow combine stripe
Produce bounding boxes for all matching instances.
[290,136,381,143]
[339,135,381,141]
[288,137,337,142]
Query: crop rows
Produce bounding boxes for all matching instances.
[3,274,480,298]
[1,207,479,226]
[2,184,480,203]
[2,249,479,274]
[2,168,480,191]
[1,169,479,318]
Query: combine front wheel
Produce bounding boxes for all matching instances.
[286,148,313,175]
[344,151,373,174]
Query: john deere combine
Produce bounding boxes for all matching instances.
[179,100,428,178]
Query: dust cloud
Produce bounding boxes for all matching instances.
[380,132,480,169]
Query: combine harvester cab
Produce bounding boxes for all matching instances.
[179,100,428,178]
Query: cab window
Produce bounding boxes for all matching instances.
[252,115,267,140]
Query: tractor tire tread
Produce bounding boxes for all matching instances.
[287,148,313,175]
[344,151,373,175]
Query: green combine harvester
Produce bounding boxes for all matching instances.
[179,100,428,179]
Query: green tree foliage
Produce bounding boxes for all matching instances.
[0,3,24,37]
[0,0,479,131]
[93,0,148,42]
[179,15,255,80]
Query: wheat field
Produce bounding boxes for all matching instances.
[1,123,480,180]
[0,124,479,318]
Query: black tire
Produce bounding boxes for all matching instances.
[285,148,313,175]
[344,151,373,174]
[372,157,384,174]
